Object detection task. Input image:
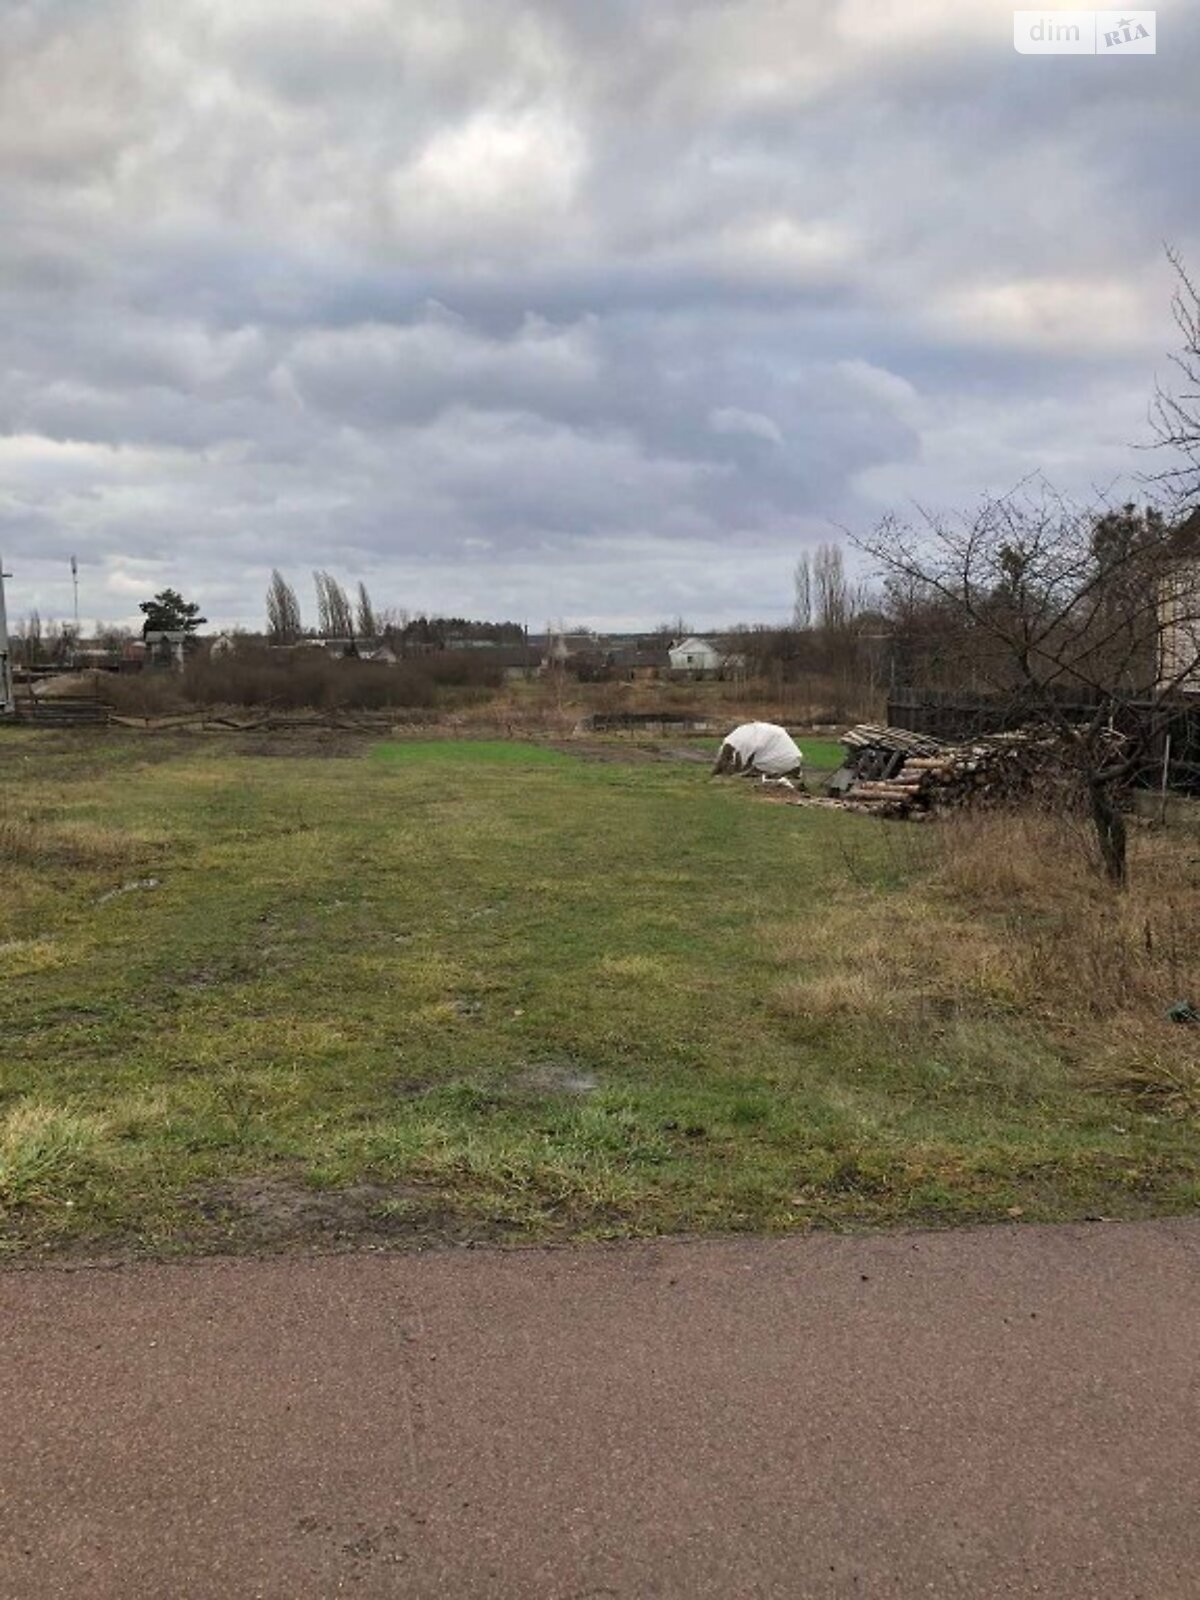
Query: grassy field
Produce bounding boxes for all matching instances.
[2,728,1198,1258]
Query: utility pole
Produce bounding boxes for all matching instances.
[0,555,13,716]
[70,554,79,633]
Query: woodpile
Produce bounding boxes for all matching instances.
[832,725,1072,818]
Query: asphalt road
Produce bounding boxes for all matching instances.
[3,1220,1199,1598]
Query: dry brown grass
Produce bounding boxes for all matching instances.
[0,809,153,868]
[770,806,1200,1111]
[936,812,1199,1021]
[772,888,1021,1028]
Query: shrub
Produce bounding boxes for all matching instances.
[422,650,504,690]
[191,646,506,710]
[100,647,445,712]
[98,673,188,716]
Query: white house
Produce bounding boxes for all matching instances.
[668,635,725,676]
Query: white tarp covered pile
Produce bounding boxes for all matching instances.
[713,721,803,777]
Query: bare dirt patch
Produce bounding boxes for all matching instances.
[514,1061,601,1096]
[191,1176,510,1253]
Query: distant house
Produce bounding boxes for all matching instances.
[485,644,542,682]
[609,646,670,682]
[142,630,189,672]
[668,635,725,677]
[209,634,236,658]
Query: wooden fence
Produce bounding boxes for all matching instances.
[886,689,1200,791]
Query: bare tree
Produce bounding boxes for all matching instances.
[856,486,1200,884]
[21,609,42,668]
[793,553,813,630]
[266,570,302,644]
[328,576,354,638]
[313,571,354,639]
[652,616,692,644]
[46,619,79,664]
[356,581,377,640]
[374,606,408,650]
[812,543,853,631]
[313,571,332,637]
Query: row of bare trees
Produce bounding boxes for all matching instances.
[264,570,528,651]
[792,543,870,633]
[266,570,388,645]
[718,544,887,719]
[6,612,82,669]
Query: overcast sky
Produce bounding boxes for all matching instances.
[2,0,1197,633]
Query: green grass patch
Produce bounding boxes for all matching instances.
[1,729,1197,1258]
[796,736,845,770]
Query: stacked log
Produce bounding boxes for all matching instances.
[836,726,1070,817]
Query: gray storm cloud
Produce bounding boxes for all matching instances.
[0,0,1196,630]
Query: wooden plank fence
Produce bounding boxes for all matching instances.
[886,689,1200,791]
